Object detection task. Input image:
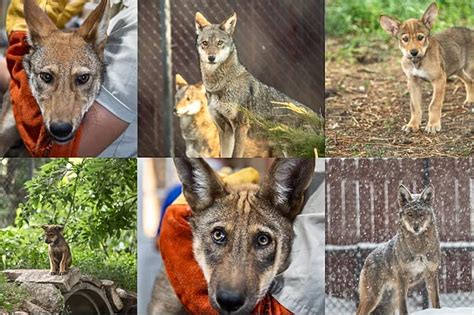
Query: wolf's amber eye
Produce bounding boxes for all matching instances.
[256,233,271,247]
[211,228,226,244]
[40,72,53,83]
[76,74,90,85]
[202,41,208,47]
[217,40,224,46]
[417,34,425,41]
[401,36,409,43]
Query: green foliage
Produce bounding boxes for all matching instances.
[0,158,137,292]
[326,0,474,38]
[0,273,28,312]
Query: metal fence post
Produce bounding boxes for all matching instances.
[160,0,173,156]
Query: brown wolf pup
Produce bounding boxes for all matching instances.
[380,2,474,133]
[0,0,111,154]
[175,74,220,157]
[356,185,441,315]
[41,224,72,275]
[149,158,315,314]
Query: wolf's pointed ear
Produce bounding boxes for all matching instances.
[78,0,110,57]
[380,15,400,37]
[420,184,434,205]
[398,184,413,208]
[258,158,314,220]
[421,2,438,29]
[24,0,58,45]
[175,74,188,91]
[40,224,48,230]
[220,12,237,35]
[195,12,211,35]
[174,158,227,211]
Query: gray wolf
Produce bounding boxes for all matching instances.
[356,184,441,315]
[41,224,72,275]
[175,74,220,157]
[380,2,474,133]
[195,12,318,157]
[0,0,110,154]
[149,158,315,314]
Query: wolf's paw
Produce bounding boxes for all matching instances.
[424,122,441,134]
[402,123,419,133]
[50,271,57,275]
[59,270,68,275]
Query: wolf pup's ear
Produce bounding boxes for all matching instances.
[175,74,188,91]
[419,184,435,205]
[78,0,111,57]
[421,2,438,29]
[195,12,211,35]
[220,12,237,35]
[40,224,49,230]
[259,158,314,220]
[174,158,227,211]
[379,15,400,37]
[24,0,58,45]
[398,184,413,208]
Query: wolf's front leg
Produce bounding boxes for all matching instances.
[232,124,249,158]
[49,255,58,275]
[397,277,409,315]
[403,76,423,133]
[59,253,68,275]
[219,124,235,158]
[425,75,446,133]
[425,272,441,308]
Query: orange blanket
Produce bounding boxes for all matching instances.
[6,31,82,157]
[158,204,293,315]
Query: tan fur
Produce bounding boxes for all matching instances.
[41,224,72,275]
[380,2,474,133]
[0,0,110,154]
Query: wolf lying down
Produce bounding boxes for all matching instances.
[149,158,315,314]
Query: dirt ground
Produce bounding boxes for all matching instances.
[325,39,473,158]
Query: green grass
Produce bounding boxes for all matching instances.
[326,0,474,38]
[0,274,27,313]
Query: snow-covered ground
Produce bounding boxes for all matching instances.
[412,308,474,315]
[326,293,473,314]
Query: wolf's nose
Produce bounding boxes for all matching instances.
[216,289,245,312]
[410,49,419,56]
[208,55,216,62]
[49,122,73,139]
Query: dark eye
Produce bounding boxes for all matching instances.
[76,74,90,85]
[402,36,409,43]
[256,233,272,248]
[202,40,208,47]
[40,72,53,83]
[408,212,413,217]
[417,34,425,41]
[211,228,226,245]
[217,40,224,46]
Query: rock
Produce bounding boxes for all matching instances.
[101,280,123,312]
[3,268,81,292]
[116,288,137,315]
[80,274,103,288]
[20,300,51,315]
[19,283,63,313]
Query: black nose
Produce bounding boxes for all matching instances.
[49,122,73,139]
[216,289,245,312]
[414,224,420,232]
[208,55,216,62]
[410,49,419,57]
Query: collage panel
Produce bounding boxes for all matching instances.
[0,0,137,158]
[325,1,473,157]
[139,0,325,158]
[138,158,325,314]
[326,158,473,314]
[0,158,137,314]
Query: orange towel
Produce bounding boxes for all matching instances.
[7,31,82,157]
[158,204,293,315]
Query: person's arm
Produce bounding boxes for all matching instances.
[76,102,129,156]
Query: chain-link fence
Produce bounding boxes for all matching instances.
[325,158,473,314]
[139,0,325,156]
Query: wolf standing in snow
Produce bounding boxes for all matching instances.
[357,185,441,315]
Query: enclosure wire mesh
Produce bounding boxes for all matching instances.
[138,0,325,156]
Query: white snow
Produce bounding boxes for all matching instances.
[412,308,474,315]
